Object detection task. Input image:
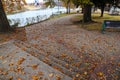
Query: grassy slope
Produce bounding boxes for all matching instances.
[74,13,120,31]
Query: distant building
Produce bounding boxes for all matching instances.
[34,0,39,6]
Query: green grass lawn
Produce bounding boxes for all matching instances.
[49,13,69,20]
[74,13,120,31]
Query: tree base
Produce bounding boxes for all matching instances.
[73,20,97,24]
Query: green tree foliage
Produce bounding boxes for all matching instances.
[72,0,120,22]
[92,0,120,17]
[92,0,110,17]
[72,0,82,8]
[44,0,56,8]
[72,0,93,22]
[60,0,73,14]
[72,0,93,6]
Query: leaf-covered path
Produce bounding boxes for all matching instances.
[0,14,120,80]
[24,14,120,80]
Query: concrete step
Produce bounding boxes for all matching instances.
[13,40,81,78]
[0,40,72,80]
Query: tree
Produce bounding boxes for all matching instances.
[2,0,27,13]
[44,0,73,14]
[73,0,119,22]
[92,0,109,17]
[61,0,73,14]
[73,0,93,22]
[0,0,11,32]
[44,0,56,8]
[92,0,120,17]
[83,3,92,22]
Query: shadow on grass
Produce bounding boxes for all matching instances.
[92,16,112,20]
[73,14,120,31]
[73,19,102,31]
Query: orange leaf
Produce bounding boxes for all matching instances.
[32,75,39,80]
[97,72,104,77]
[31,64,38,70]
[17,78,22,80]
[17,58,25,65]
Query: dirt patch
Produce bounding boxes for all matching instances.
[0,27,26,44]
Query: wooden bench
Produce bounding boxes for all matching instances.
[102,20,120,32]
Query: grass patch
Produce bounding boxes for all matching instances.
[74,13,120,31]
[50,13,72,20]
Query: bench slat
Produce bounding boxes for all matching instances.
[102,20,120,32]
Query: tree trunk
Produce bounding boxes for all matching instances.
[66,5,69,14]
[83,4,92,23]
[66,0,70,14]
[81,7,84,13]
[0,0,11,32]
[68,0,70,14]
[100,4,105,17]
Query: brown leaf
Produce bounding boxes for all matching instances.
[32,75,39,80]
[31,64,38,70]
[22,47,27,51]
[22,71,25,75]
[0,56,4,59]
[118,63,120,66]
[9,62,14,66]
[29,58,32,60]
[17,78,22,80]
[15,66,24,73]
[56,74,61,80]
[43,58,49,64]
[56,77,61,80]
[72,77,76,80]
[0,68,3,73]
[9,76,13,80]
[2,71,8,75]
[74,62,81,67]
[8,68,14,71]
[49,73,54,77]
[65,64,69,67]
[114,75,118,79]
[84,71,87,75]
[53,66,62,72]
[67,56,73,61]
[38,71,43,76]
[76,73,80,77]
[97,72,104,77]
[17,58,25,65]
[60,53,67,58]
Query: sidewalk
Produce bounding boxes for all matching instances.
[0,40,71,80]
[0,14,120,80]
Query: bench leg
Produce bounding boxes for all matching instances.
[101,22,105,34]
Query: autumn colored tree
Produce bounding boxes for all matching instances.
[61,0,74,14]
[0,0,11,32]
[61,0,70,14]
[2,0,27,13]
[44,0,73,14]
